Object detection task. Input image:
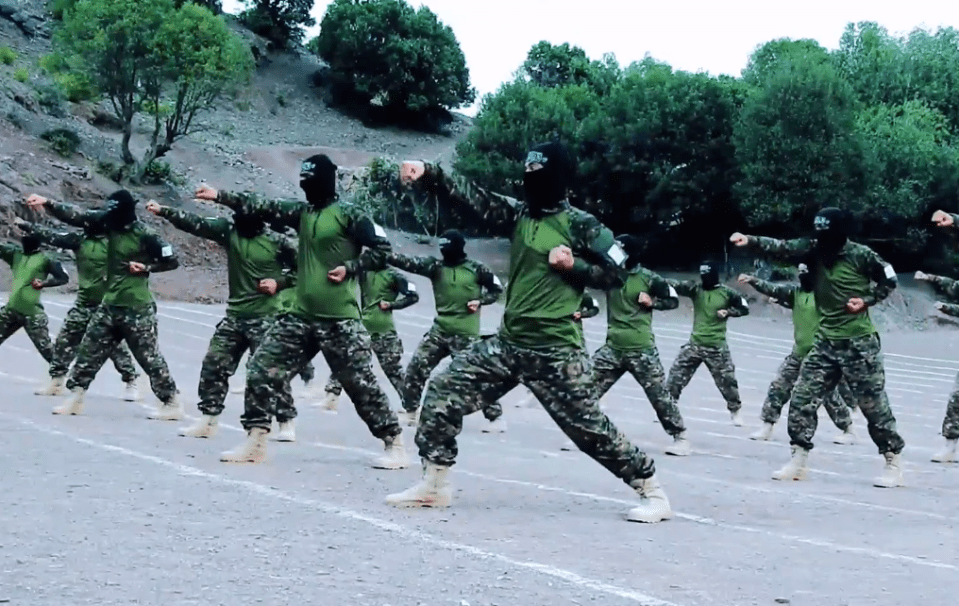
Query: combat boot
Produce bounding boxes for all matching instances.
[874,452,904,488]
[148,393,183,421]
[626,474,672,523]
[179,414,219,438]
[730,410,744,426]
[53,387,85,416]
[274,420,296,442]
[664,432,691,456]
[35,376,65,397]
[832,424,858,445]
[396,408,419,427]
[385,460,452,507]
[771,446,810,481]
[750,422,775,441]
[481,418,507,433]
[319,391,338,413]
[372,433,409,469]
[220,427,268,463]
[931,438,958,463]
[123,379,141,402]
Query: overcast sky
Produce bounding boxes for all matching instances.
[222,0,959,116]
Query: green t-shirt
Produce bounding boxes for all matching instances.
[3,249,54,316]
[293,204,361,321]
[101,223,173,308]
[500,211,584,349]
[606,268,677,351]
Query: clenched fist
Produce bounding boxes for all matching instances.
[400,161,426,184]
[145,201,163,215]
[195,185,218,201]
[932,210,954,228]
[729,233,748,247]
[548,245,574,271]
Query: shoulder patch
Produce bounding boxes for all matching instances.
[407,282,416,292]
[161,245,173,258]
[668,285,677,298]
[373,223,387,239]
[607,242,626,266]
[883,264,896,279]
[492,274,502,287]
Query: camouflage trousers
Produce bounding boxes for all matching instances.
[325,331,405,399]
[242,313,401,439]
[49,303,138,383]
[67,303,177,402]
[404,325,502,422]
[417,335,656,485]
[940,373,959,440]
[0,306,54,363]
[761,352,852,430]
[667,342,741,412]
[591,344,686,436]
[789,333,904,453]
[198,314,297,420]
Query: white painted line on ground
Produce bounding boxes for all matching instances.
[9,414,683,606]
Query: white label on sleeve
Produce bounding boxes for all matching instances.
[884,264,895,279]
[740,297,747,306]
[492,275,502,287]
[668,286,677,298]
[161,245,173,258]
[407,282,416,292]
[373,223,387,239]
[607,243,626,266]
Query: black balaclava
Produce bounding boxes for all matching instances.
[523,141,572,218]
[797,263,814,292]
[616,234,645,269]
[233,209,266,239]
[439,229,467,266]
[299,154,338,208]
[21,234,41,255]
[104,190,137,232]
[700,258,720,290]
[812,207,851,268]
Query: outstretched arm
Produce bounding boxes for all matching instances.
[342,210,392,276]
[740,275,796,309]
[14,219,83,251]
[388,253,441,278]
[0,243,18,267]
[402,161,521,228]
[667,278,700,299]
[194,186,304,231]
[730,232,814,265]
[153,204,231,246]
[935,302,959,318]
[916,271,959,302]
[26,195,108,230]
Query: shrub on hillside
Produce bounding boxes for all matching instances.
[312,0,475,125]
[0,47,16,65]
[240,0,314,49]
[41,128,81,157]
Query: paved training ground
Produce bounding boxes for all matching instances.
[1,287,957,606]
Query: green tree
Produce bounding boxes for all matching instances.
[856,100,959,255]
[240,0,315,48]
[741,38,830,86]
[453,80,599,209]
[733,56,865,231]
[57,0,253,183]
[518,41,620,96]
[313,0,475,118]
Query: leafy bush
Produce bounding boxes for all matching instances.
[0,47,16,65]
[12,68,27,82]
[41,128,82,157]
[240,0,314,49]
[142,160,185,185]
[313,0,475,119]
